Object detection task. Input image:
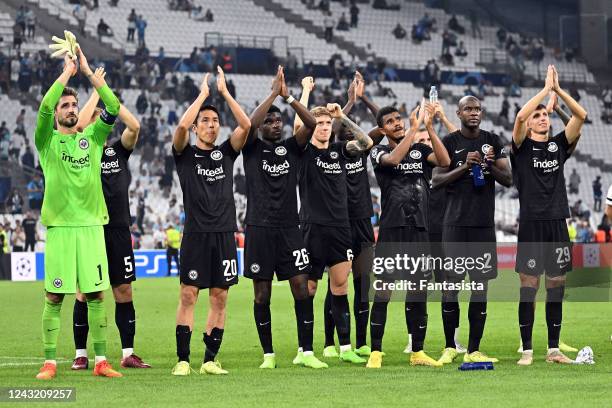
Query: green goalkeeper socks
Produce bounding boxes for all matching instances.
[42,299,62,360]
[87,299,108,357]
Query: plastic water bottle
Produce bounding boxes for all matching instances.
[429,86,438,104]
[472,163,486,187]
[459,362,494,371]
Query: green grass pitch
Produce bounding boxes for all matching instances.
[0,274,610,407]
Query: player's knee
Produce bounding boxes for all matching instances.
[75,291,86,303]
[519,273,539,288]
[84,291,103,301]
[289,276,309,300]
[209,289,228,311]
[112,284,133,302]
[308,280,318,296]
[46,292,64,304]
[179,288,198,307]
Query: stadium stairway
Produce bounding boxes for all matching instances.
[8,0,119,60]
[251,0,379,64]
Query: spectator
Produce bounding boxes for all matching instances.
[72,4,87,37]
[496,27,507,48]
[319,0,330,12]
[499,97,510,124]
[448,14,465,34]
[469,9,482,38]
[136,14,147,47]
[455,41,468,57]
[21,145,34,169]
[323,12,334,42]
[568,169,580,195]
[190,6,206,21]
[576,220,592,243]
[8,189,23,214]
[127,9,137,42]
[567,219,577,242]
[593,176,603,212]
[15,108,26,137]
[97,19,114,38]
[0,224,8,260]
[12,23,23,51]
[392,23,407,40]
[350,3,359,28]
[22,211,37,251]
[337,13,349,31]
[205,8,214,22]
[136,90,148,115]
[26,173,43,210]
[165,224,181,276]
[25,7,36,39]
[11,221,25,252]
[571,199,590,220]
[602,86,612,109]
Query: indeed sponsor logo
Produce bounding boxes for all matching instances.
[197,165,224,177]
[62,152,90,166]
[101,160,120,170]
[316,157,341,171]
[532,158,559,170]
[396,162,422,171]
[262,159,290,175]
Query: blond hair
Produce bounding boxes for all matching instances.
[310,106,331,118]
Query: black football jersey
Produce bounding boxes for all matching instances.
[371,142,433,229]
[101,140,132,228]
[345,151,374,220]
[442,130,506,227]
[299,142,351,227]
[243,135,304,227]
[173,141,238,232]
[511,131,570,220]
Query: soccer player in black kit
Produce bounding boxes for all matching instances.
[70,67,151,369]
[242,67,327,369]
[296,97,374,365]
[322,73,381,359]
[512,65,586,366]
[432,95,512,364]
[366,102,450,368]
[171,67,251,376]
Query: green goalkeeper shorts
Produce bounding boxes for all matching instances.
[44,226,109,294]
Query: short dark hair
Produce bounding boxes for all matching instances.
[267,105,281,114]
[55,86,78,109]
[194,104,219,124]
[376,106,399,128]
[534,104,547,111]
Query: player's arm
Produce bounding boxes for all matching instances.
[217,66,251,152]
[35,54,76,150]
[606,185,612,222]
[377,105,423,167]
[173,73,210,154]
[551,66,587,144]
[434,101,458,133]
[78,47,119,116]
[547,92,581,154]
[293,76,314,133]
[119,104,140,150]
[424,103,450,167]
[513,65,554,148]
[355,72,380,118]
[484,145,513,187]
[282,74,316,147]
[327,103,372,154]
[76,69,103,132]
[341,76,358,115]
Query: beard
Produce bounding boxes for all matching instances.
[58,116,78,128]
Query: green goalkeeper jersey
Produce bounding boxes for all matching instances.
[35,81,120,227]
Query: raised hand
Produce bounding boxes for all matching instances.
[326,103,343,119]
[424,102,436,127]
[466,151,482,166]
[279,68,290,99]
[408,104,420,129]
[216,66,227,95]
[76,45,93,76]
[546,91,558,114]
[347,78,357,104]
[551,65,560,92]
[200,72,210,96]
[271,65,283,97]
[93,66,106,80]
[301,76,315,92]
[63,53,77,77]
[544,64,555,91]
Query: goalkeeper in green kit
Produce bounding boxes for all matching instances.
[35,47,122,380]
